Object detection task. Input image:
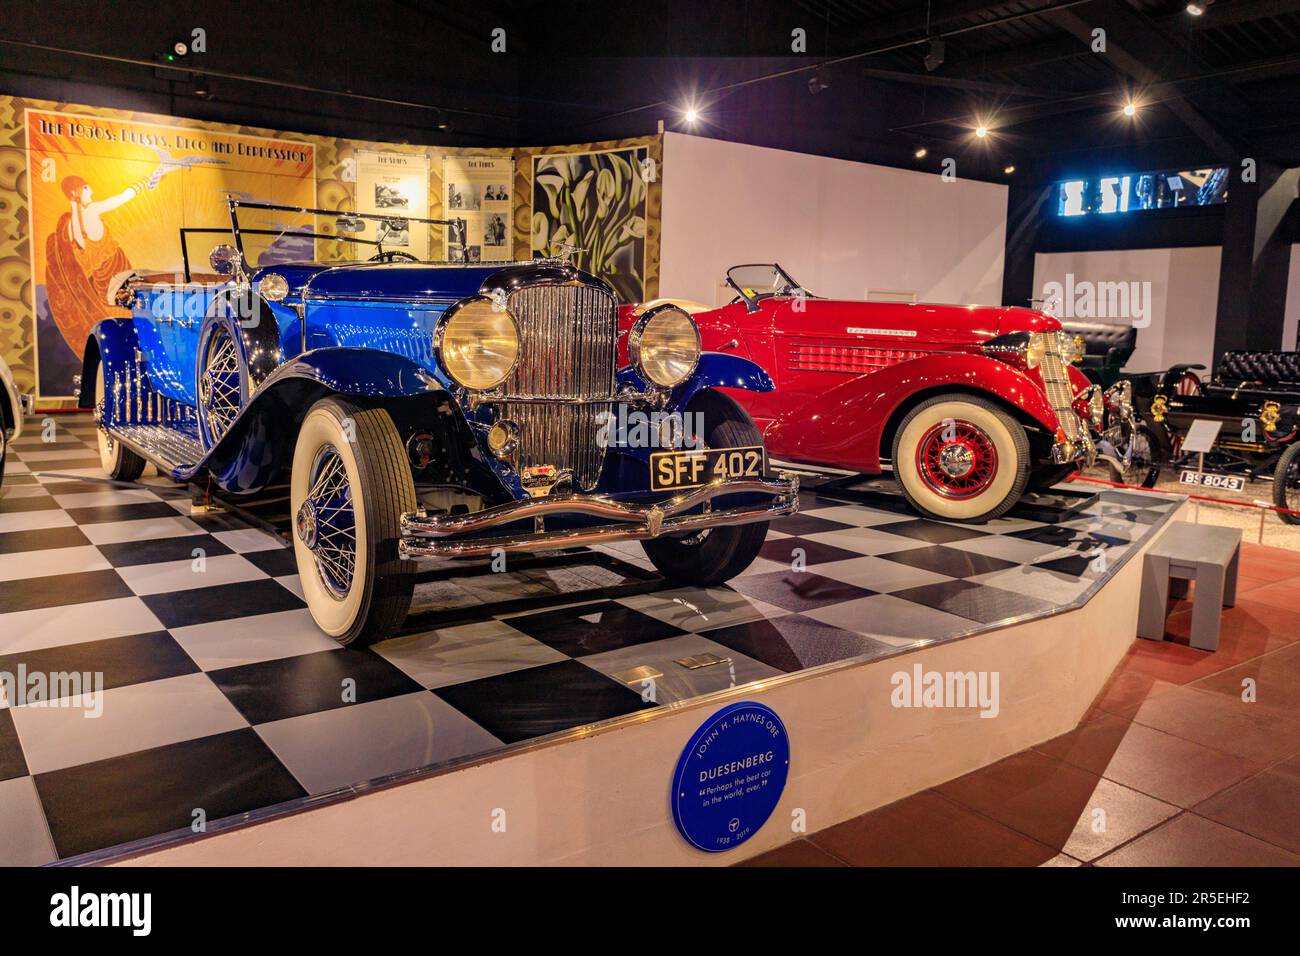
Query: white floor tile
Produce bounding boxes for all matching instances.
[116,553,268,595]
[168,609,337,670]
[0,597,165,654]
[10,673,248,775]
[0,778,57,866]
[0,510,74,534]
[50,489,161,509]
[374,619,567,689]
[255,692,501,795]
[211,528,288,553]
[0,546,112,582]
[79,515,203,545]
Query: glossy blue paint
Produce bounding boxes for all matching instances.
[87,259,784,512]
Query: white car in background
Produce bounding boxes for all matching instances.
[0,354,27,488]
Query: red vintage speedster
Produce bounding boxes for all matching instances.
[620,264,1100,522]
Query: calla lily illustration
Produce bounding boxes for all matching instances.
[532,147,648,301]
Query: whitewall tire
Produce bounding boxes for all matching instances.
[290,397,417,645]
[94,361,145,481]
[892,394,1030,523]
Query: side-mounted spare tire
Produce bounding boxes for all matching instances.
[195,289,283,451]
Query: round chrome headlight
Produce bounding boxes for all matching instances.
[437,298,520,390]
[1025,333,1047,370]
[629,303,701,388]
[258,273,289,302]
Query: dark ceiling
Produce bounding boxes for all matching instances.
[2,0,1297,184]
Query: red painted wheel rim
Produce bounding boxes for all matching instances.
[914,419,999,500]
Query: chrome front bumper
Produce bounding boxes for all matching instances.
[1051,433,1097,467]
[399,474,800,559]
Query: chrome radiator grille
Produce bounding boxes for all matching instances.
[1036,332,1085,441]
[501,282,618,490]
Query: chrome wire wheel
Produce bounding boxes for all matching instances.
[199,325,242,443]
[299,444,357,600]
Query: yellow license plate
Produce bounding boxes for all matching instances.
[650,445,766,491]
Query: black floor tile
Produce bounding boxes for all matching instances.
[140,578,304,628]
[704,614,895,671]
[434,659,655,744]
[96,533,234,568]
[34,729,306,859]
[0,525,91,555]
[505,600,685,656]
[186,510,268,533]
[240,545,298,577]
[0,631,198,695]
[878,544,1018,579]
[0,474,39,486]
[0,495,60,513]
[0,568,132,614]
[767,512,857,536]
[873,518,990,544]
[0,709,28,782]
[64,501,181,525]
[759,536,864,567]
[726,570,875,612]
[890,579,1054,624]
[208,648,423,724]
[1101,490,1170,509]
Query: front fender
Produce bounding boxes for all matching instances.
[673,353,775,408]
[765,353,1065,472]
[80,320,143,417]
[197,348,449,493]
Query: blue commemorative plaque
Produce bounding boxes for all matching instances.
[671,701,790,852]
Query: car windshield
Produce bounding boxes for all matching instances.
[725,264,804,302]
[180,200,468,281]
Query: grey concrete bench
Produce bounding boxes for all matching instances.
[1138,522,1241,652]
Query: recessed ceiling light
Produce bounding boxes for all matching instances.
[1123,101,1137,117]
[914,145,928,159]
[1186,2,1209,15]
[684,108,699,124]
[1003,164,1016,174]
[974,125,988,139]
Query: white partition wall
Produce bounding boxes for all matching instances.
[1032,247,1222,373]
[659,133,1009,306]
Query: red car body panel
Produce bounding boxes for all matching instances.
[619,295,1093,473]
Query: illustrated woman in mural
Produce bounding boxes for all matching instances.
[44,166,172,355]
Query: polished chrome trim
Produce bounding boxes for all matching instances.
[400,474,799,559]
[628,302,701,389]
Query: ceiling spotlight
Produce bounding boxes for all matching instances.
[1123,101,1137,117]
[684,106,700,125]
[807,69,831,95]
[1185,2,1209,15]
[974,125,988,139]
[1003,164,1016,175]
[914,145,929,159]
[924,38,946,73]
[193,75,212,99]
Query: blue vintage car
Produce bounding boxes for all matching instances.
[84,200,798,644]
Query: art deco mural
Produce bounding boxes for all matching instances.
[0,95,660,402]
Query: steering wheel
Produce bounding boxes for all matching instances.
[369,250,420,263]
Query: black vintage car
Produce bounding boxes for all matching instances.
[1149,350,1300,522]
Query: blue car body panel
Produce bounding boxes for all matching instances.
[87,258,778,508]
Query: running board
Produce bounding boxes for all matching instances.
[111,425,205,476]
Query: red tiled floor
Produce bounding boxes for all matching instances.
[1193,754,1300,856]
[1034,713,1264,808]
[738,839,847,867]
[1129,684,1300,763]
[806,790,1058,867]
[936,751,1178,862]
[1093,813,1300,867]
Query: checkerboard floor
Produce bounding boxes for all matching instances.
[0,413,1182,863]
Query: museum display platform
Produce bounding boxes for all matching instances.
[0,413,1185,865]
